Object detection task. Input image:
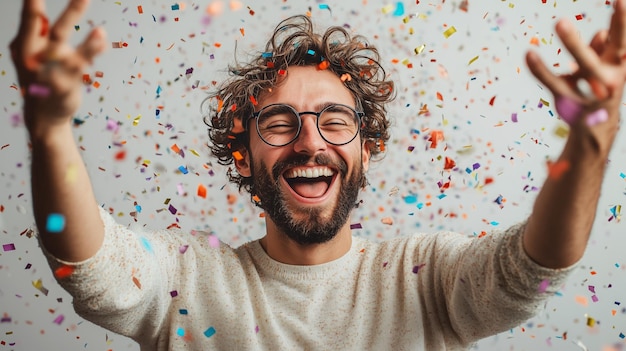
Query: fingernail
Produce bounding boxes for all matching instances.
[586,108,609,126]
[555,96,583,125]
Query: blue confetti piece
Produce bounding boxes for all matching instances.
[140,237,153,254]
[46,213,66,233]
[319,4,329,9]
[177,327,185,336]
[393,2,405,16]
[179,309,188,315]
[178,166,189,174]
[156,85,162,95]
[619,332,625,339]
[404,194,417,204]
[204,326,216,338]
[171,4,180,10]
[261,52,273,58]
[135,205,142,213]
[437,193,447,200]
[307,49,316,55]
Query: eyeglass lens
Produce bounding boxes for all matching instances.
[256,104,359,146]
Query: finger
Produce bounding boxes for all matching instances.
[49,0,90,43]
[556,19,604,77]
[607,0,626,58]
[526,50,574,97]
[76,27,107,64]
[13,0,47,58]
[589,30,608,57]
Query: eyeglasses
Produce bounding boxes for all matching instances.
[245,103,365,147]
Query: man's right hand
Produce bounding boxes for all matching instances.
[10,0,107,138]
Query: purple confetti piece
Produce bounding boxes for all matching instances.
[350,223,362,230]
[2,243,16,252]
[168,204,177,215]
[412,263,426,274]
[170,290,178,298]
[592,295,599,303]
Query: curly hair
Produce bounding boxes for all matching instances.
[202,15,395,193]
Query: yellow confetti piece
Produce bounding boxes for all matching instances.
[65,164,78,183]
[414,44,426,55]
[443,26,457,38]
[539,98,550,107]
[554,125,569,138]
[190,149,200,156]
[468,55,479,65]
[586,316,595,327]
[381,4,394,14]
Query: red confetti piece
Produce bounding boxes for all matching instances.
[249,95,258,105]
[39,14,50,36]
[489,95,496,106]
[54,265,74,279]
[547,160,570,180]
[443,156,456,170]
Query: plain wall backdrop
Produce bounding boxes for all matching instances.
[1,0,625,350]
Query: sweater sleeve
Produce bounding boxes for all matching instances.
[38,207,189,344]
[428,222,577,344]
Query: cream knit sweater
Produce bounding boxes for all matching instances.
[42,208,574,350]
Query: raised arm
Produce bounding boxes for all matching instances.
[523,0,626,268]
[10,0,108,262]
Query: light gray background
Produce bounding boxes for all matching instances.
[1,0,625,350]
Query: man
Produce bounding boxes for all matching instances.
[10,0,625,349]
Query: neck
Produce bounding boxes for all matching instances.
[260,218,353,265]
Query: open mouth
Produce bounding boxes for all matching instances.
[283,166,336,199]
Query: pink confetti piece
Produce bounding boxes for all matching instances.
[208,235,220,248]
[179,245,189,254]
[538,279,550,293]
[53,314,64,325]
[412,263,426,274]
[28,84,50,97]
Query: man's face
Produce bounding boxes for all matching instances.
[235,66,370,245]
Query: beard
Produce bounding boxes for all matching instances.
[251,153,364,246]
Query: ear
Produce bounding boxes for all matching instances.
[361,140,371,172]
[234,147,252,177]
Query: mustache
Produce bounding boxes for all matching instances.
[271,153,348,180]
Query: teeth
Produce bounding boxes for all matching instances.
[285,167,334,179]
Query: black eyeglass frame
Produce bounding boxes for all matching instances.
[244,103,366,147]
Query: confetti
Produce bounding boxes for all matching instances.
[46,213,65,233]
[54,265,74,279]
[204,326,216,338]
[443,26,457,38]
[2,243,16,252]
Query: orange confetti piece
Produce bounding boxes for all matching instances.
[226,193,238,205]
[317,60,330,70]
[249,95,258,106]
[529,36,540,46]
[547,160,570,180]
[197,184,207,198]
[340,73,352,82]
[132,276,142,289]
[239,28,245,36]
[232,151,244,161]
[428,130,444,148]
[54,265,74,279]
[137,5,143,13]
[252,195,261,203]
[436,92,443,101]
[171,144,181,154]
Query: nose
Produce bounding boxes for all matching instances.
[292,115,327,155]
